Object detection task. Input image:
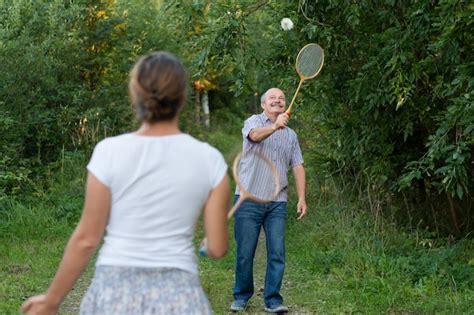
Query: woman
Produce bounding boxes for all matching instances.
[21,52,230,315]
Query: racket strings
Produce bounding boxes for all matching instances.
[237,152,278,202]
[296,44,323,79]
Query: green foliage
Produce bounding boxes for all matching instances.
[280,172,474,312]
[395,1,474,201]
[293,0,473,235]
[1,0,472,238]
[0,0,159,195]
[0,0,85,193]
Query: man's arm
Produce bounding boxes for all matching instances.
[248,113,289,142]
[292,164,307,220]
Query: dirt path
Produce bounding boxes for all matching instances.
[58,263,94,315]
[58,233,311,314]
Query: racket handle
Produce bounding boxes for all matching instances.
[201,198,243,257]
[227,198,243,219]
[199,238,208,257]
[286,79,304,115]
[278,112,291,129]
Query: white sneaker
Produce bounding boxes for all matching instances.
[230,300,247,312]
[264,304,289,313]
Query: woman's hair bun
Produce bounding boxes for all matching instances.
[129,52,187,123]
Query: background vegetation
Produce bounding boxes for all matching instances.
[1,0,473,313]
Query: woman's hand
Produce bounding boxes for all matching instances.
[21,294,59,315]
[199,237,208,256]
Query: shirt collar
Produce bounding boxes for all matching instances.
[260,112,272,123]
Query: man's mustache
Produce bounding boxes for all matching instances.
[270,102,284,107]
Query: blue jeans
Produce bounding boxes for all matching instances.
[232,196,287,308]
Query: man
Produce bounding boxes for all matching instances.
[231,88,307,313]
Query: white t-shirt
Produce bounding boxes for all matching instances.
[87,133,227,274]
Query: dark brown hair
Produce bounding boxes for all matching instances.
[129,52,187,122]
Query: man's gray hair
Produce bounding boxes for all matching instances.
[260,88,286,104]
[260,91,268,104]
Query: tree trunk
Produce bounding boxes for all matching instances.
[194,88,201,124]
[447,193,461,237]
[202,90,210,128]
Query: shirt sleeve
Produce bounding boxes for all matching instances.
[242,115,262,140]
[86,139,112,187]
[208,145,228,189]
[290,135,304,167]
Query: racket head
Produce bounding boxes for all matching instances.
[295,43,324,80]
[232,150,280,203]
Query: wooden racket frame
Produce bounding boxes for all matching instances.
[199,150,280,256]
[227,150,281,219]
[286,43,325,115]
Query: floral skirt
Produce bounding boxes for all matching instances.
[80,265,212,315]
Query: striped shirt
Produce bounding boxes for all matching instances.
[235,113,304,201]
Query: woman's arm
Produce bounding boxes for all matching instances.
[202,175,230,258]
[21,173,111,314]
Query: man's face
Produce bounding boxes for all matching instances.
[262,88,286,116]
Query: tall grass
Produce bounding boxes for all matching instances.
[195,163,474,313]
[0,149,86,313]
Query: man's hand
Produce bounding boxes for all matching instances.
[21,294,59,315]
[273,113,290,130]
[296,199,307,220]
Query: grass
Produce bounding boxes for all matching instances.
[195,199,474,314]
[1,140,473,314]
[281,205,474,314]
[0,201,71,312]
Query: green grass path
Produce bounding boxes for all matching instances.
[2,199,473,314]
[58,229,311,314]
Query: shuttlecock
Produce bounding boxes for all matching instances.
[281,18,294,31]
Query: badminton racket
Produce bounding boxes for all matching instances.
[286,43,324,115]
[199,149,280,256]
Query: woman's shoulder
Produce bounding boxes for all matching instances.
[180,134,221,154]
[177,135,225,165]
[94,133,134,147]
[90,134,140,156]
